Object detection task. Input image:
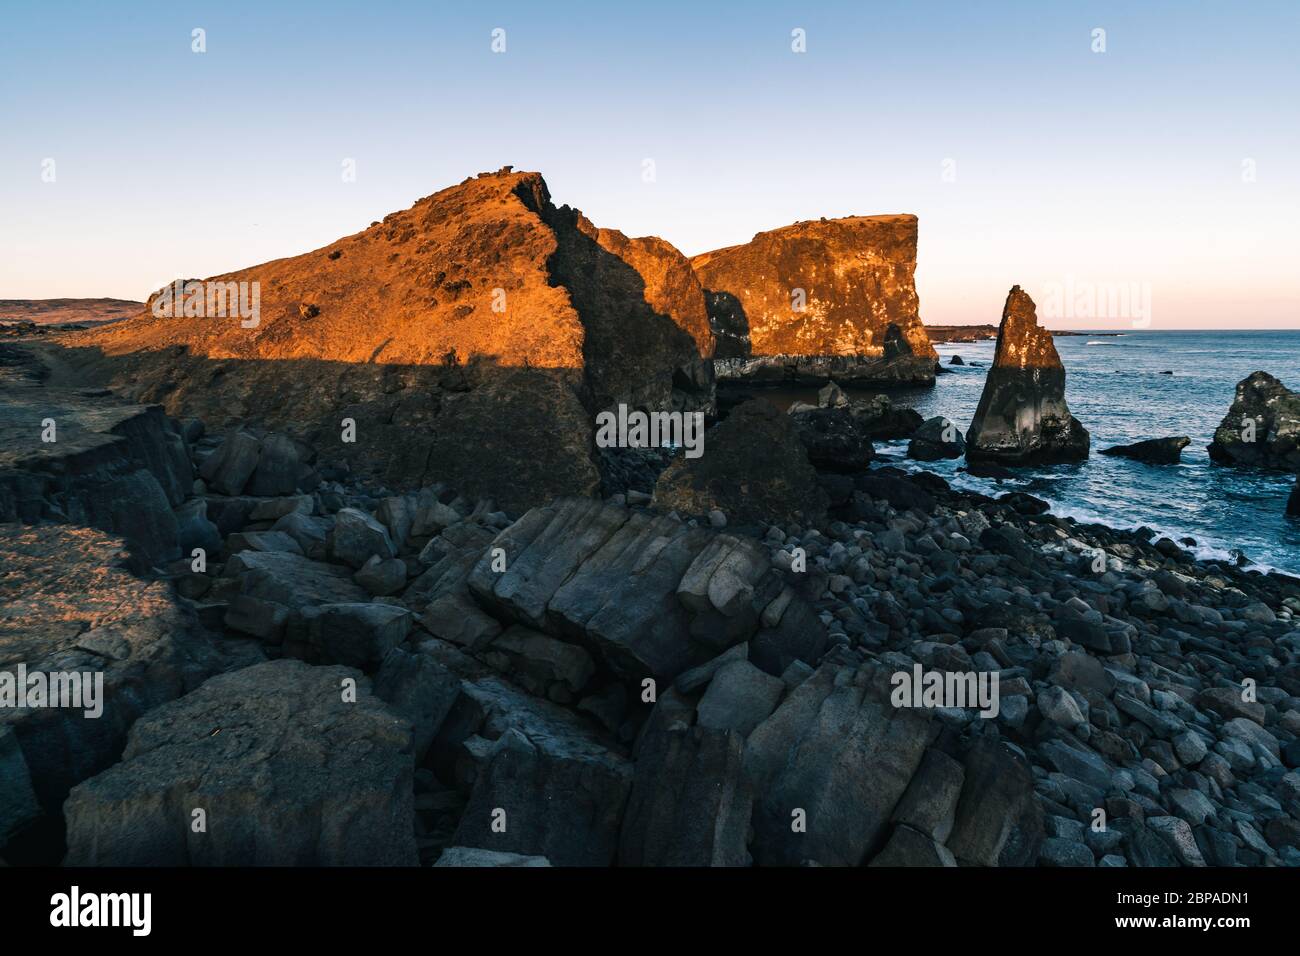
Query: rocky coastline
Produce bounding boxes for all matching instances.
[3,170,1299,870]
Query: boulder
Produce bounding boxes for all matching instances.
[62,659,417,866]
[476,625,596,704]
[908,416,965,461]
[788,404,875,471]
[244,432,302,496]
[618,716,752,867]
[654,399,828,526]
[965,286,1090,465]
[434,847,551,867]
[291,602,412,670]
[330,507,397,569]
[1101,436,1190,464]
[946,736,1045,866]
[743,661,933,866]
[198,430,262,496]
[695,660,785,736]
[1208,371,1300,470]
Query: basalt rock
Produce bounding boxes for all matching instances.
[694,215,936,386]
[0,524,257,854]
[62,659,417,866]
[965,286,1090,465]
[1208,372,1300,470]
[1101,436,1190,465]
[654,399,828,526]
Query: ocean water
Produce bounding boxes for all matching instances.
[773,331,1300,575]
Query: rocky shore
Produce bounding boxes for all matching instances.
[3,333,1299,868]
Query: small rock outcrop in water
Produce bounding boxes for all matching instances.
[1101,436,1191,465]
[1208,371,1300,470]
[908,416,965,461]
[965,286,1090,465]
[692,216,937,386]
[1288,476,1300,516]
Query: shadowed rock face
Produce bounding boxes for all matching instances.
[1208,371,1300,471]
[65,169,714,511]
[691,215,936,385]
[966,286,1089,465]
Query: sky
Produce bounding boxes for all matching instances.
[1,0,1297,328]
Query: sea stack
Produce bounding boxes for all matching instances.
[965,285,1089,465]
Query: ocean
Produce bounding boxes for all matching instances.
[777,331,1300,575]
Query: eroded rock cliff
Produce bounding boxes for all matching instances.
[691,215,936,385]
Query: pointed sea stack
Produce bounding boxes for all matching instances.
[965,286,1089,465]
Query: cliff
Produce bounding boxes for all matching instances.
[691,215,936,385]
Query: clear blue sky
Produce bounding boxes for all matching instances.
[1,0,1296,327]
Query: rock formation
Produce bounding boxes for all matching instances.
[965,286,1090,465]
[1101,436,1190,465]
[64,169,714,513]
[1208,372,1300,470]
[691,215,937,386]
[653,399,828,527]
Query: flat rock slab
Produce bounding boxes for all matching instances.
[63,658,417,866]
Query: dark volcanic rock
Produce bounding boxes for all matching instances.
[743,661,933,866]
[0,524,254,852]
[908,416,965,461]
[63,659,417,866]
[788,404,875,472]
[654,399,828,526]
[966,286,1090,465]
[1208,371,1300,470]
[1288,476,1300,517]
[1101,436,1190,464]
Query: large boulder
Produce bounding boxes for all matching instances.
[693,215,936,386]
[1208,371,1300,470]
[743,661,934,866]
[654,399,828,526]
[62,659,417,866]
[965,286,1090,465]
[465,497,823,684]
[618,695,752,866]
